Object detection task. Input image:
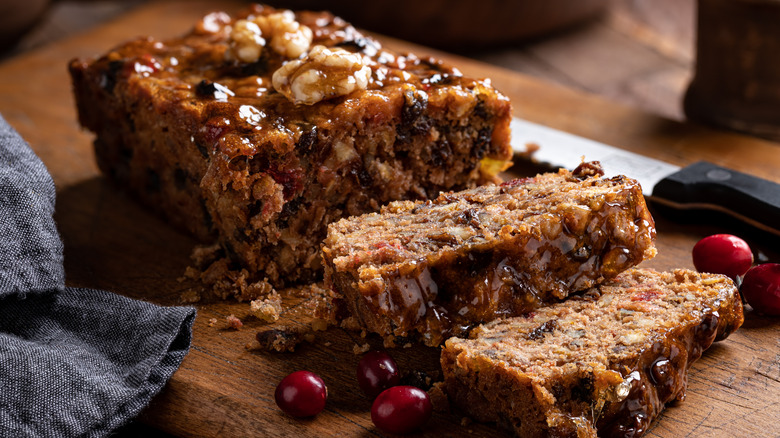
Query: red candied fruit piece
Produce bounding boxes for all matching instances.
[371,241,402,250]
[267,166,304,200]
[130,54,161,76]
[226,314,242,330]
[369,241,404,259]
[632,290,660,301]
[500,176,534,187]
[741,263,780,316]
[692,234,753,280]
[202,119,228,144]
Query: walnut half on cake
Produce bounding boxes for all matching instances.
[322,163,657,346]
[69,4,513,287]
[441,268,744,438]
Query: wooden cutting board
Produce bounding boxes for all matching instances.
[0,1,778,436]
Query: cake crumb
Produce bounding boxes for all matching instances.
[382,336,397,349]
[181,244,277,302]
[353,342,371,355]
[403,343,412,349]
[360,330,367,338]
[226,314,243,330]
[180,288,201,304]
[250,290,283,322]
[428,382,451,413]
[339,316,361,331]
[460,417,472,426]
[255,327,310,353]
[208,318,218,327]
[311,318,329,331]
[401,370,437,391]
[304,333,316,343]
[179,266,200,282]
[523,141,540,156]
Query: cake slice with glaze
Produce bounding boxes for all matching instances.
[441,268,744,438]
[322,162,657,346]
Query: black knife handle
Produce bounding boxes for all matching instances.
[652,161,780,236]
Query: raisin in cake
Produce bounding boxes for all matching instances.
[322,163,657,346]
[69,4,513,287]
[441,268,744,438]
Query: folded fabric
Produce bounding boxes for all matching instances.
[0,114,196,437]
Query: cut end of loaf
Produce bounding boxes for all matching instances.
[441,268,744,437]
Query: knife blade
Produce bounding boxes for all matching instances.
[510,117,780,237]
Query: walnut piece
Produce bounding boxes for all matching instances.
[255,10,313,59]
[226,10,313,63]
[228,19,265,63]
[272,45,372,105]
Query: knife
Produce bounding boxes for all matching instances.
[510,118,780,237]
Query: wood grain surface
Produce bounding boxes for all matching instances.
[0,1,778,437]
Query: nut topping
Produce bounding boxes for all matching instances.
[227,10,313,63]
[255,11,313,59]
[272,45,371,105]
[228,19,266,63]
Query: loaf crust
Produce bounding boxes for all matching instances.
[69,4,512,287]
[322,163,657,346]
[441,268,744,438]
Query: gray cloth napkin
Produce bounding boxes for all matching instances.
[0,114,196,437]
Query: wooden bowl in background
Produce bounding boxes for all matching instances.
[273,0,612,49]
[0,0,51,51]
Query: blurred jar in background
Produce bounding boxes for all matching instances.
[684,0,780,142]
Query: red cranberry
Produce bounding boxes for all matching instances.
[275,370,327,417]
[692,234,753,280]
[371,386,432,434]
[741,263,780,316]
[357,351,401,398]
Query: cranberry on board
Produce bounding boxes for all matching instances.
[692,234,753,280]
[274,370,327,417]
[357,351,401,398]
[741,263,780,316]
[371,385,432,434]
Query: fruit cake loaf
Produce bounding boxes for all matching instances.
[69,4,513,287]
[441,268,744,438]
[321,162,657,346]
